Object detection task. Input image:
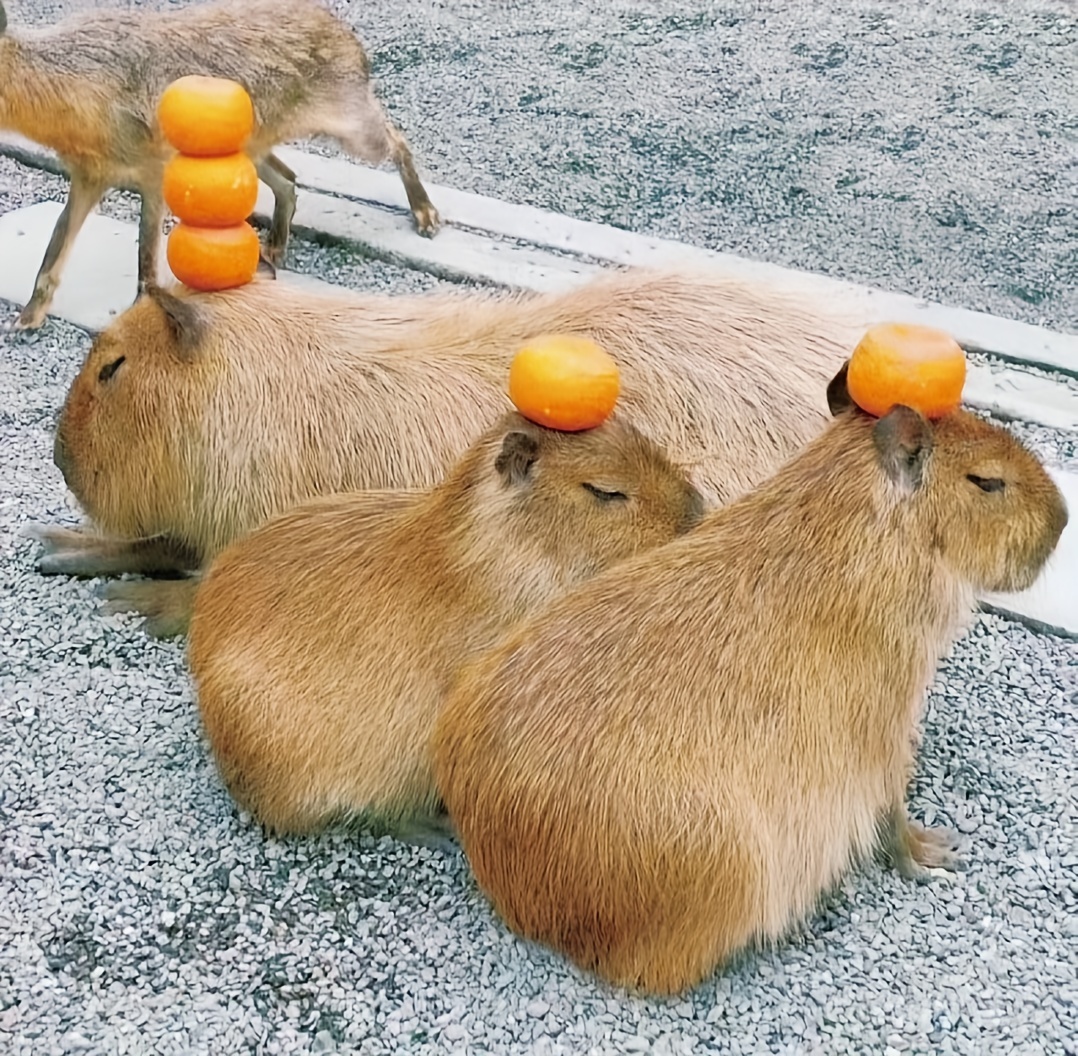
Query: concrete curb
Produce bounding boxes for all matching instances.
[2,197,1075,434]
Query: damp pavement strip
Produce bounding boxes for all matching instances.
[1,152,1076,1052]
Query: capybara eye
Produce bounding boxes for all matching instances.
[582,483,628,503]
[97,356,126,384]
[967,474,1005,494]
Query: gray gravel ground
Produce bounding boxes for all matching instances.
[2,0,1078,1053]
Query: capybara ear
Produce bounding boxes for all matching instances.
[872,404,934,492]
[494,431,541,487]
[256,253,277,280]
[148,285,206,360]
[826,359,855,417]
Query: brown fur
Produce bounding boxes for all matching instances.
[100,576,201,640]
[0,0,438,329]
[35,267,865,582]
[432,371,1068,996]
[185,411,704,837]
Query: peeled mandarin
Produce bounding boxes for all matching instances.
[847,322,966,420]
[163,152,259,228]
[157,75,255,156]
[166,221,261,292]
[508,334,621,432]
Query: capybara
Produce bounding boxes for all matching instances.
[185,411,704,837]
[432,364,1068,996]
[0,0,438,329]
[33,267,865,579]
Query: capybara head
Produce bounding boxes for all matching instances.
[448,410,706,592]
[827,361,1067,594]
[52,288,211,542]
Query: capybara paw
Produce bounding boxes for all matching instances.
[22,523,85,573]
[19,521,60,544]
[895,819,962,882]
[36,550,93,577]
[139,611,187,640]
[413,203,441,238]
[96,580,192,639]
[23,524,112,578]
[392,812,459,853]
[95,580,143,613]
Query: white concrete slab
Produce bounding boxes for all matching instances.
[253,182,600,293]
[962,366,1078,433]
[982,468,1078,640]
[3,201,1075,432]
[0,202,170,332]
[274,190,1078,428]
[0,201,340,331]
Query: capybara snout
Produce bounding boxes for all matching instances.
[929,413,1068,593]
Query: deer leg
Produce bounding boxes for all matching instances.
[16,172,108,329]
[333,98,440,238]
[383,119,440,237]
[137,185,165,294]
[256,154,298,266]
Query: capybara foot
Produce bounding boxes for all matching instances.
[391,810,458,853]
[98,578,199,638]
[24,522,196,578]
[886,806,962,882]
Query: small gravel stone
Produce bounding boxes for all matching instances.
[309,1031,337,1053]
